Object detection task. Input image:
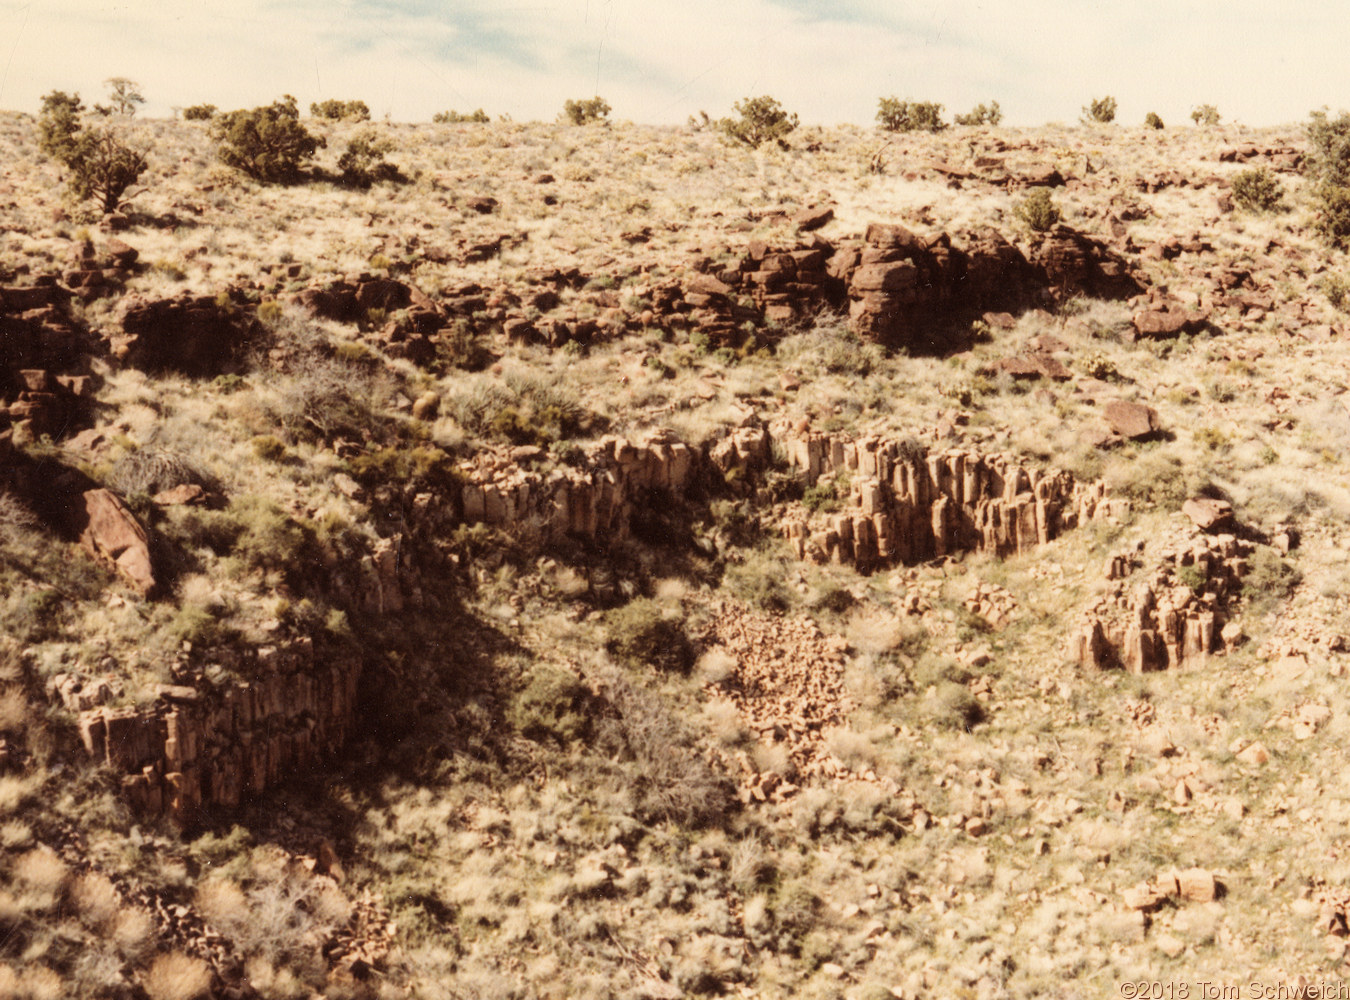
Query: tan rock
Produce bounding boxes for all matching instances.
[1176,868,1217,902]
[1235,741,1269,766]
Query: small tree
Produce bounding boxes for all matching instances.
[38,90,147,214]
[104,77,145,117]
[37,91,85,161]
[1191,104,1221,126]
[719,96,799,148]
[310,99,371,121]
[211,96,325,183]
[562,96,611,125]
[954,101,1002,127]
[337,129,402,188]
[1081,96,1117,124]
[1014,188,1061,232]
[1144,112,1164,130]
[877,98,946,132]
[183,104,217,121]
[66,130,148,213]
[1306,109,1350,247]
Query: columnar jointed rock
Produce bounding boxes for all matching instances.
[458,427,723,544]
[771,422,1119,572]
[1069,530,1254,672]
[76,639,361,826]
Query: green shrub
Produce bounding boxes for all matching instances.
[1144,111,1164,130]
[1081,96,1117,124]
[508,666,593,744]
[1320,273,1350,311]
[953,101,1002,127]
[604,598,693,674]
[562,96,611,125]
[1231,167,1284,212]
[801,480,840,513]
[182,104,217,121]
[877,98,946,133]
[719,96,799,148]
[1307,109,1350,247]
[433,109,489,124]
[1241,546,1300,616]
[310,99,370,121]
[926,681,985,730]
[211,95,325,183]
[337,129,402,188]
[1191,104,1221,126]
[1013,188,1062,232]
[37,91,85,161]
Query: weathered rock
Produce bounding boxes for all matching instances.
[793,206,834,231]
[76,488,154,594]
[117,294,263,376]
[1102,400,1161,440]
[1182,497,1235,533]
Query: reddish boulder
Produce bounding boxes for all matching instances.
[1102,400,1161,440]
[76,488,154,594]
[1182,497,1235,533]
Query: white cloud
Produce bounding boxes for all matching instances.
[0,0,1346,125]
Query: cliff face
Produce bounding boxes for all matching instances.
[74,640,361,825]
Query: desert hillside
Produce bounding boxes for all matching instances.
[2,105,1350,999]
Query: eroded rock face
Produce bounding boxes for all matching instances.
[76,639,361,826]
[1069,529,1254,672]
[117,294,264,376]
[772,423,1120,571]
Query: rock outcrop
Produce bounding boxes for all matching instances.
[75,639,361,825]
[772,424,1120,571]
[75,488,155,594]
[116,293,265,376]
[1069,528,1254,672]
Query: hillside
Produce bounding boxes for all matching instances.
[1,110,1349,999]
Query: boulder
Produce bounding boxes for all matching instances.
[1182,497,1235,533]
[1102,400,1161,440]
[793,206,834,232]
[76,488,154,594]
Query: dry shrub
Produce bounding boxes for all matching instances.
[588,658,736,827]
[143,952,212,1000]
[194,878,250,935]
[0,688,27,734]
[0,963,65,1000]
[0,775,34,817]
[70,871,121,928]
[13,846,67,909]
[111,908,156,960]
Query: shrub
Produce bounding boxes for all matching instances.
[182,104,217,121]
[211,95,325,183]
[1320,273,1350,310]
[1081,96,1117,124]
[1013,188,1062,232]
[719,96,799,148]
[1144,111,1164,130]
[953,101,1002,127]
[877,98,946,133]
[1191,104,1221,126]
[433,108,489,123]
[104,77,144,117]
[562,96,611,125]
[1307,109,1350,187]
[337,129,402,188]
[604,598,693,674]
[509,666,593,744]
[64,130,149,213]
[309,98,370,121]
[37,90,86,162]
[1231,166,1285,213]
[37,90,147,213]
[1306,109,1350,247]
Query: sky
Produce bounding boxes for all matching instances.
[0,1,1347,126]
